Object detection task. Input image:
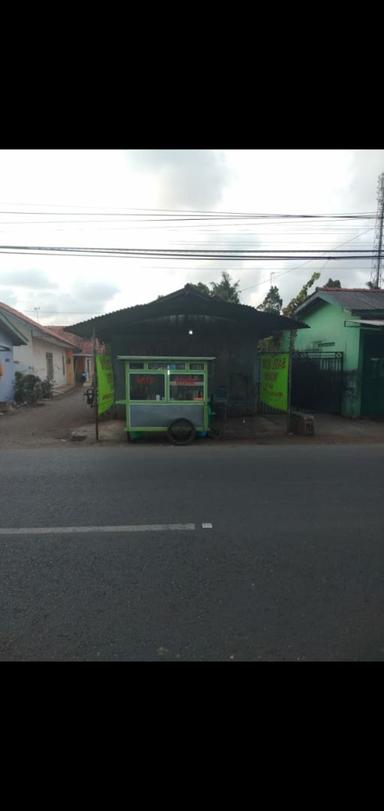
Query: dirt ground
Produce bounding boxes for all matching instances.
[217,412,384,444]
[0,387,95,449]
[2,387,384,449]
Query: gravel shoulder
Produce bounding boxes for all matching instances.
[0,388,95,449]
[2,388,384,450]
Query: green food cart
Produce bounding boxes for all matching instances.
[117,356,215,444]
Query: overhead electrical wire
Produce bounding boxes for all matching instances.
[0,209,376,216]
[239,226,376,294]
[0,243,379,260]
[0,207,377,222]
[0,201,376,218]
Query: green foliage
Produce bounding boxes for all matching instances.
[257,272,320,353]
[40,378,54,399]
[367,280,380,289]
[258,285,283,313]
[15,372,41,404]
[193,272,241,303]
[325,278,341,288]
[210,272,240,303]
[282,271,321,318]
[194,282,211,296]
[14,372,53,405]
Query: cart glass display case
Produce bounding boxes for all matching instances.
[117,356,214,443]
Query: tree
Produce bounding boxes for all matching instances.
[210,271,240,303]
[282,271,321,318]
[258,285,283,314]
[367,280,380,289]
[193,272,241,304]
[194,282,211,297]
[325,278,341,288]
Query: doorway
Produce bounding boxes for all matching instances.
[361,332,384,417]
[46,352,54,380]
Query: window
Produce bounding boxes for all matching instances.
[62,353,65,376]
[130,374,165,401]
[129,362,144,369]
[190,362,204,370]
[148,362,167,369]
[170,374,204,401]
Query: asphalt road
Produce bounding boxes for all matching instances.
[1,443,384,661]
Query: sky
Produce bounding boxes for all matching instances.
[0,149,383,326]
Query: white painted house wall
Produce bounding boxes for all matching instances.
[4,312,68,385]
[32,339,67,385]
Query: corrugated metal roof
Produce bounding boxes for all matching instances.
[322,288,384,310]
[295,288,384,315]
[66,284,307,339]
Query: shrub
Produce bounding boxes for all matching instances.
[14,372,44,405]
[40,378,54,399]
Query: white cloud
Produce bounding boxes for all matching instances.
[0,149,382,324]
[0,269,56,288]
[130,150,230,209]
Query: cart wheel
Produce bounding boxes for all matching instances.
[167,418,196,445]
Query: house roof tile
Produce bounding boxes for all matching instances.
[0,302,76,347]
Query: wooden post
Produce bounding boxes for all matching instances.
[93,326,99,441]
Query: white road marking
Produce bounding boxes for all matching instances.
[0,523,196,536]
[202,523,213,529]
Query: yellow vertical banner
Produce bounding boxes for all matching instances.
[96,355,114,416]
[260,353,289,412]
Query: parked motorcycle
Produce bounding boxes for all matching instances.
[84,386,95,407]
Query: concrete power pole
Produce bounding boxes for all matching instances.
[371,172,384,289]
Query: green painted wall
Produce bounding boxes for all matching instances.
[280,300,363,417]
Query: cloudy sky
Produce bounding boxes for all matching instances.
[0,149,383,326]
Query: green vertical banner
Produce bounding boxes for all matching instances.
[96,355,114,416]
[260,353,289,412]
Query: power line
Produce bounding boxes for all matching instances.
[0,209,377,221]
[239,227,375,294]
[0,247,379,262]
[0,243,377,254]
[0,201,376,215]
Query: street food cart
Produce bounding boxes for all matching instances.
[117,356,215,444]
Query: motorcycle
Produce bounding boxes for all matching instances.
[84,385,95,407]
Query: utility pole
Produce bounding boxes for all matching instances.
[370,172,384,289]
[34,307,40,322]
